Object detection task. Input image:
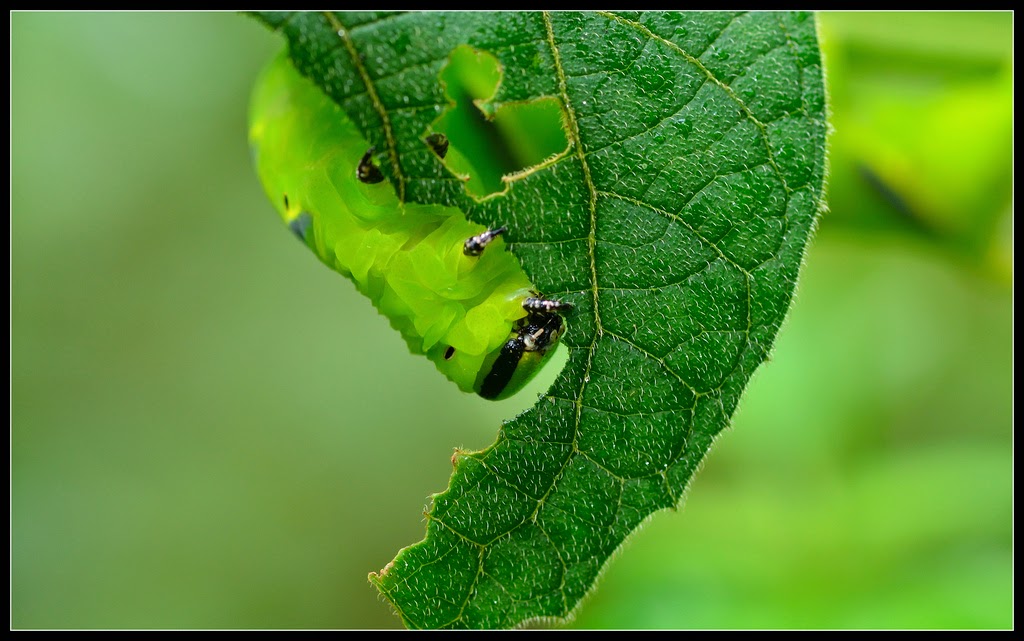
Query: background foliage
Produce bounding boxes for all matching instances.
[11,11,1012,629]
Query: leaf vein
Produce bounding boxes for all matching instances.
[324,11,407,201]
[596,190,752,277]
[600,12,793,196]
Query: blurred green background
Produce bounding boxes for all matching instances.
[11,12,1011,629]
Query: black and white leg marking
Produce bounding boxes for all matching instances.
[520,311,565,352]
[523,297,573,314]
[464,226,508,256]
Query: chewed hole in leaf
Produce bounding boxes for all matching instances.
[429,44,570,199]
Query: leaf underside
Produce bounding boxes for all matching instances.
[252,10,827,629]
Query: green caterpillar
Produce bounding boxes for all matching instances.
[248,51,568,400]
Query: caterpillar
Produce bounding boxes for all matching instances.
[248,50,569,400]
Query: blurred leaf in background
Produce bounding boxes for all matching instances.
[11,11,1012,629]
[820,11,1012,281]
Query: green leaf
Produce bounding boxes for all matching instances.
[250,11,827,629]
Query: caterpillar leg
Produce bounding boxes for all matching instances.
[425,132,449,159]
[463,226,508,256]
[519,309,565,353]
[523,296,573,314]
[356,146,384,184]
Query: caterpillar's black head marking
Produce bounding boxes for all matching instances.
[478,307,566,400]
